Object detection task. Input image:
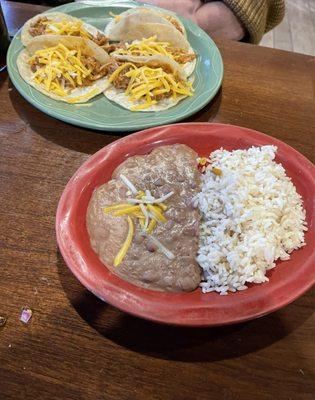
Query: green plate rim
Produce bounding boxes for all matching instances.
[6,1,223,132]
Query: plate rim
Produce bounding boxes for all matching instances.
[56,122,315,326]
[6,1,223,132]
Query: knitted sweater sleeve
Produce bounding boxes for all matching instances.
[222,0,285,44]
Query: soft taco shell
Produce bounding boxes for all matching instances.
[17,35,112,104]
[112,40,196,77]
[106,16,189,51]
[112,54,187,81]
[104,54,191,112]
[181,51,196,77]
[21,11,103,46]
[104,86,188,112]
[105,7,186,37]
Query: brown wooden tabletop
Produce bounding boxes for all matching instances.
[0,2,314,399]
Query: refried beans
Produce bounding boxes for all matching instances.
[86,144,201,292]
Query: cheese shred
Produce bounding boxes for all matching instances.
[113,36,194,65]
[114,216,134,267]
[108,61,193,110]
[103,180,174,266]
[28,43,99,101]
[43,19,92,39]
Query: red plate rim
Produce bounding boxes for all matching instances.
[56,123,315,327]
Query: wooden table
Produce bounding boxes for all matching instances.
[1,2,314,399]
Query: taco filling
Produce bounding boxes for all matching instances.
[107,61,193,110]
[28,43,112,96]
[163,15,184,34]
[28,16,108,47]
[106,7,186,38]
[111,36,195,65]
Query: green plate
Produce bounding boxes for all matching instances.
[7,0,223,132]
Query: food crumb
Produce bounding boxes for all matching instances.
[8,344,12,348]
[20,307,33,324]
[299,368,305,376]
[0,316,7,327]
[212,167,222,176]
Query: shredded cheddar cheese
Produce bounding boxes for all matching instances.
[146,219,157,234]
[108,61,193,110]
[113,36,193,64]
[113,205,140,216]
[29,43,98,100]
[147,204,167,222]
[42,18,92,39]
[108,62,136,83]
[157,202,167,211]
[114,216,134,267]
[103,183,173,266]
[103,203,132,212]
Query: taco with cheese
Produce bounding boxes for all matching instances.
[21,11,108,47]
[105,7,186,37]
[104,54,194,112]
[17,35,113,103]
[111,36,196,77]
[105,7,190,51]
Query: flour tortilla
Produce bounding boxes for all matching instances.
[112,54,187,81]
[105,86,188,112]
[112,39,196,77]
[17,35,112,103]
[105,12,189,51]
[21,11,103,46]
[181,52,196,77]
[105,7,186,37]
[104,54,192,112]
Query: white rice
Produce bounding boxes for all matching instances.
[194,145,307,295]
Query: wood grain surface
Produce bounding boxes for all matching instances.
[0,2,314,400]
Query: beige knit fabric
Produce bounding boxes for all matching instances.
[222,0,285,44]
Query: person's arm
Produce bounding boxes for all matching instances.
[221,0,285,43]
[141,0,285,44]
[195,1,245,41]
[142,0,245,41]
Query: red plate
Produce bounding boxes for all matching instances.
[56,123,315,326]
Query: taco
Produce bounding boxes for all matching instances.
[17,35,113,103]
[105,7,186,37]
[21,12,108,47]
[104,54,194,111]
[105,8,190,51]
[111,36,196,77]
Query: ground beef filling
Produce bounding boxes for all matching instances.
[29,16,48,37]
[164,15,184,34]
[29,50,182,100]
[108,62,132,90]
[103,42,126,54]
[108,62,180,101]
[119,48,195,65]
[165,47,196,64]
[29,17,109,48]
[29,55,116,89]
[80,56,112,86]
[91,32,109,47]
